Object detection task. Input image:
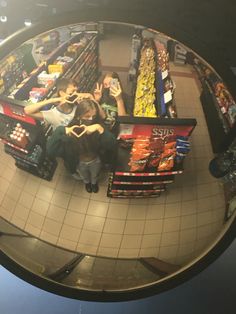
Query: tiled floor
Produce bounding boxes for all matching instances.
[0,31,227,266]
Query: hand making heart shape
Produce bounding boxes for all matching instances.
[65,92,95,104]
[66,125,86,138]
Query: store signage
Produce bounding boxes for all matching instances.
[0,101,36,125]
[152,128,174,139]
[119,123,194,139]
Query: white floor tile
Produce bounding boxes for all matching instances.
[107,203,129,220]
[83,215,105,233]
[124,220,145,235]
[59,224,81,242]
[87,200,109,217]
[99,233,122,248]
[64,211,85,229]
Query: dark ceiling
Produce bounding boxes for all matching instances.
[1,0,236,96]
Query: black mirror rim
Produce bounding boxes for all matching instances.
[0,8,236,301]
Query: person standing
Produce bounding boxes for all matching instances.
[46,99,116,193]
[24,77,95,129]
[93,72,130,131]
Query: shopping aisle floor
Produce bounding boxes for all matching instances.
[0,33,226,266]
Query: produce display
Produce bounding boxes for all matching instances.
[133,40,157,117]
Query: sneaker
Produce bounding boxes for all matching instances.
[85,183,92,193]
[71,171,82,180]
[91,183,99,193]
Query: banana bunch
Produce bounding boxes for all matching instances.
[134,43,157,117]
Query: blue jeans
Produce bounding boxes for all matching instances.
[77,157,101,185]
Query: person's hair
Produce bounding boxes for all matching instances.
[101,72,124,106]
[74,99,97,119]
[56,78,76,94]
[104,71,121,84]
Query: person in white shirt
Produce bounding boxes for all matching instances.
[24,78,96,130]
[24,78,105,179]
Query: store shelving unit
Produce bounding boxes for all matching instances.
[173,43,187,65]
[0,30,99,181]
[194,59,236,153]
[154,40,176,118]
[8,31,99,101]
[132,37,176,119]
[107,116,196,198]
[113,37,189,199]
[0,53,25,96]
[0,99,57,180]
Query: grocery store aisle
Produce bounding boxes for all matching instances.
[98,27,133,95]
[0,33,226,265]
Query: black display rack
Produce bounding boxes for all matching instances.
[107,116,196,198]
[113,35,195,199]
[15,157,57,181]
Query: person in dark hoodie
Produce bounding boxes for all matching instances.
[46,99,117,193]
[93,72,132,133]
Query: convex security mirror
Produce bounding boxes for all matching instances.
[0,20,235,301]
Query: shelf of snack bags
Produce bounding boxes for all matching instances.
[32,33,98,102]
[66,35,97,78]
[194,58,236,132]
[0,52,26,97]
[154,40,177,118]
[193,58,236,153]
[132,37,177,119]
[40,32,98,99]
[8,37,74,100]
[133,38,158,118]
[107,116,196,198]
[9,32,98,102]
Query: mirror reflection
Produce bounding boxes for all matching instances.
[0,21,236,296]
